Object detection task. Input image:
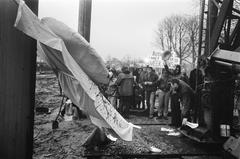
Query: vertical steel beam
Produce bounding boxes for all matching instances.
[209,0,233,53]
[231,26,240,50]
[229,20,240,49]
[0,0,38,158]
[78,0,92,42]
[225,7,233,44]
[205,0,219,55]
[198,0,205,57]
[196,0,205,91]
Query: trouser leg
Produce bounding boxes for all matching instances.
[181,94,191,119]
[141,91,145,109]
[163,91,170,117]
[119,96,124,115]
[171,94,181,127]
[149,91,156,116]
[146,91,151,112]
[157,90,165,116]
[122,96,130,118]
[126,96,131,118]
[121,97,126,117]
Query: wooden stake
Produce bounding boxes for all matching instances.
[78,0,92,42]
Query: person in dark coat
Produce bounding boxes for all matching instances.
[144,67,159,118]
[189,68,203,90]
[170,79,195,121]
[139,67,148,109]
[162,50,182,126]
[115,66,134,118]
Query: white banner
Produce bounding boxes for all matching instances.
[14,0,139,141]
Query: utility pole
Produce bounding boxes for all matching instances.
[78,0,92,42]
[0,0,38,158]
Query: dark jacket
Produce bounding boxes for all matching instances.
[144,71,159,92]
[189,69,203,90]
[139,70,148,84]
[164,64,181,80]
[157,78,170,92]
[177,80,194,96]
[175,80,195,117]
[157,69,171,92]
[115,71,134,96]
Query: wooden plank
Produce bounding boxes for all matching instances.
[209,0,233,53]
[78,0,92,42]
[0,0,38,158]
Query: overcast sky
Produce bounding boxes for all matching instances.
[39,0,199,60]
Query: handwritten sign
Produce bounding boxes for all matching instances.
[149,51,164,68]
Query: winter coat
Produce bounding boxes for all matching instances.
[144,71,159,92]
[115,71,134,96]
[176,80,195,117]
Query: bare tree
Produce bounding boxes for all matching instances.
[105,55,122,68]
[155,14,200,68]
[155,15,192,65]
[184,15,199,68]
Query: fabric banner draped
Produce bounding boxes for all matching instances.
[14,0,139,141]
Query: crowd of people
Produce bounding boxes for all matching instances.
[105,51,197,127]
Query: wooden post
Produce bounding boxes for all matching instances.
[78,0,109,147]
[0,0,38,159]
[78,0,92,42]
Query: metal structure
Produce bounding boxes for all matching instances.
[78,0,92,42]
[188,0,240,143]
[198,0,240,56]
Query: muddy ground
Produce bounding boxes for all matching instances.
[34,73,224,159]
